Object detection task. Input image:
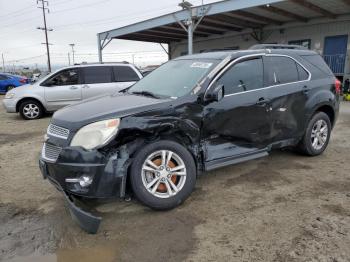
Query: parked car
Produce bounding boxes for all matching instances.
[0,73,29,94]
[39,47,340,233]
[2,63,142,120]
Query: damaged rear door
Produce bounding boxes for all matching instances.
[202,55,272,170]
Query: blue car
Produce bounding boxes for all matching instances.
[0,73,29,94]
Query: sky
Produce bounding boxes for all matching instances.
[0,0,220,70]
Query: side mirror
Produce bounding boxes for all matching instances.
[205,84,224,102]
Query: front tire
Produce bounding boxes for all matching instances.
[298,112,331,156]
[19,100,44,120]
[130,140,196,210]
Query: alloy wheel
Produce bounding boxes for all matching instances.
[311,119,328,150]
[141,150,187,199]
[23,103,40,119]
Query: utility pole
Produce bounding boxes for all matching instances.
[69,44,75,65]
[37,0,52,72]
[68,53,71,66]
[1,53,5,72]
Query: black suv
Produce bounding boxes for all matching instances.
[39,47,340,233]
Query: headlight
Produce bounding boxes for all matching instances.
[5,93,15,99]
[70,118,120,150]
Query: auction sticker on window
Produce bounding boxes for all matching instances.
[190,62,213,69]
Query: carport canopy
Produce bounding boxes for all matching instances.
[97,0,350,61]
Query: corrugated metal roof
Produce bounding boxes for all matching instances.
[98,0,350,44]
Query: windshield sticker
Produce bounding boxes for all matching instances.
[190,62,213,69]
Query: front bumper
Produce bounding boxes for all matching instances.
[39,159,101,234]
[41,145,127,198]
[39,145,129,233]
[2,98,17,113]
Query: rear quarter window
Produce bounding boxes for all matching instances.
[113,66,140,82]
[300,55,334,76]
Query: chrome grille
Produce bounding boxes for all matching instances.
[42,143,62,162]
[47,124,69,139]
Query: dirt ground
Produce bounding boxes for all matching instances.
[1,96,350,262]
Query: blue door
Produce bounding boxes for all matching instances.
[324,35,348,75]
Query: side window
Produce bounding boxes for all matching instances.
[216,58,264,95]
[83,66,112,84]
[45,69,79,86]
[264,56,299,86]
[297,63,309,81]
[0,75,8,80]
[113,66,140,82]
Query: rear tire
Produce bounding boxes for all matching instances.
[6,85,15,92]
[19,100,44,120]
[130,140,196,210]
[298,112,331,156]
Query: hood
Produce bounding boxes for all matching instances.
[10,83,39,94]
[52,93,172,130]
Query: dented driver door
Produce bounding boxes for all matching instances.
[201,56,272,163]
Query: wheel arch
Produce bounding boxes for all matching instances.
[111,124,201,197]
[314,104,335,127]
[305,89,337,128]
[16,97,46,113]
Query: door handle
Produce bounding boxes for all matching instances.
[70,86,78,90]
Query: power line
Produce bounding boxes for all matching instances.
[6,54,46,63]
[0,4,34,18]
[53,3,177,30]
[50,0,114,14]
[0,0,72,21]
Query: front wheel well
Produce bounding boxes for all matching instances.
[16,98,45,113]
[315,105,335,127]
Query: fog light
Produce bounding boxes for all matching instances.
[65,175,93,188]
[79,176,93,187]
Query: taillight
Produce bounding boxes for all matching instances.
[19,78,27,84]
[335,79,341,94]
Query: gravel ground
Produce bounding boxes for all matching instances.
[1,96,350,262]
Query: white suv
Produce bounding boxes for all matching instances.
[2,63,142,120]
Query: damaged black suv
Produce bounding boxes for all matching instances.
[39,46,340,232]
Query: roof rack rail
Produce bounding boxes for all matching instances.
[72,61,130,66]
[249,44,307,50]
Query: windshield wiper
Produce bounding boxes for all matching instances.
[131,91,160,99]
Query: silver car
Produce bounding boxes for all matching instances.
[2,63,142,120]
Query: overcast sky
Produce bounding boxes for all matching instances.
[0,0,219,69]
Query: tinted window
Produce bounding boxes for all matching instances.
[0,75,8,80]
[46,69,79,86]
[84,66,112,84]
[113,66,140,82]
[216,58,263,95]
[264,56,299,86]
[297,63,309,81]
[301,55,333,76]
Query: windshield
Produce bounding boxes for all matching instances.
[128,59,218,98]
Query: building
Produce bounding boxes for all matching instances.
[97,0,350,82]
